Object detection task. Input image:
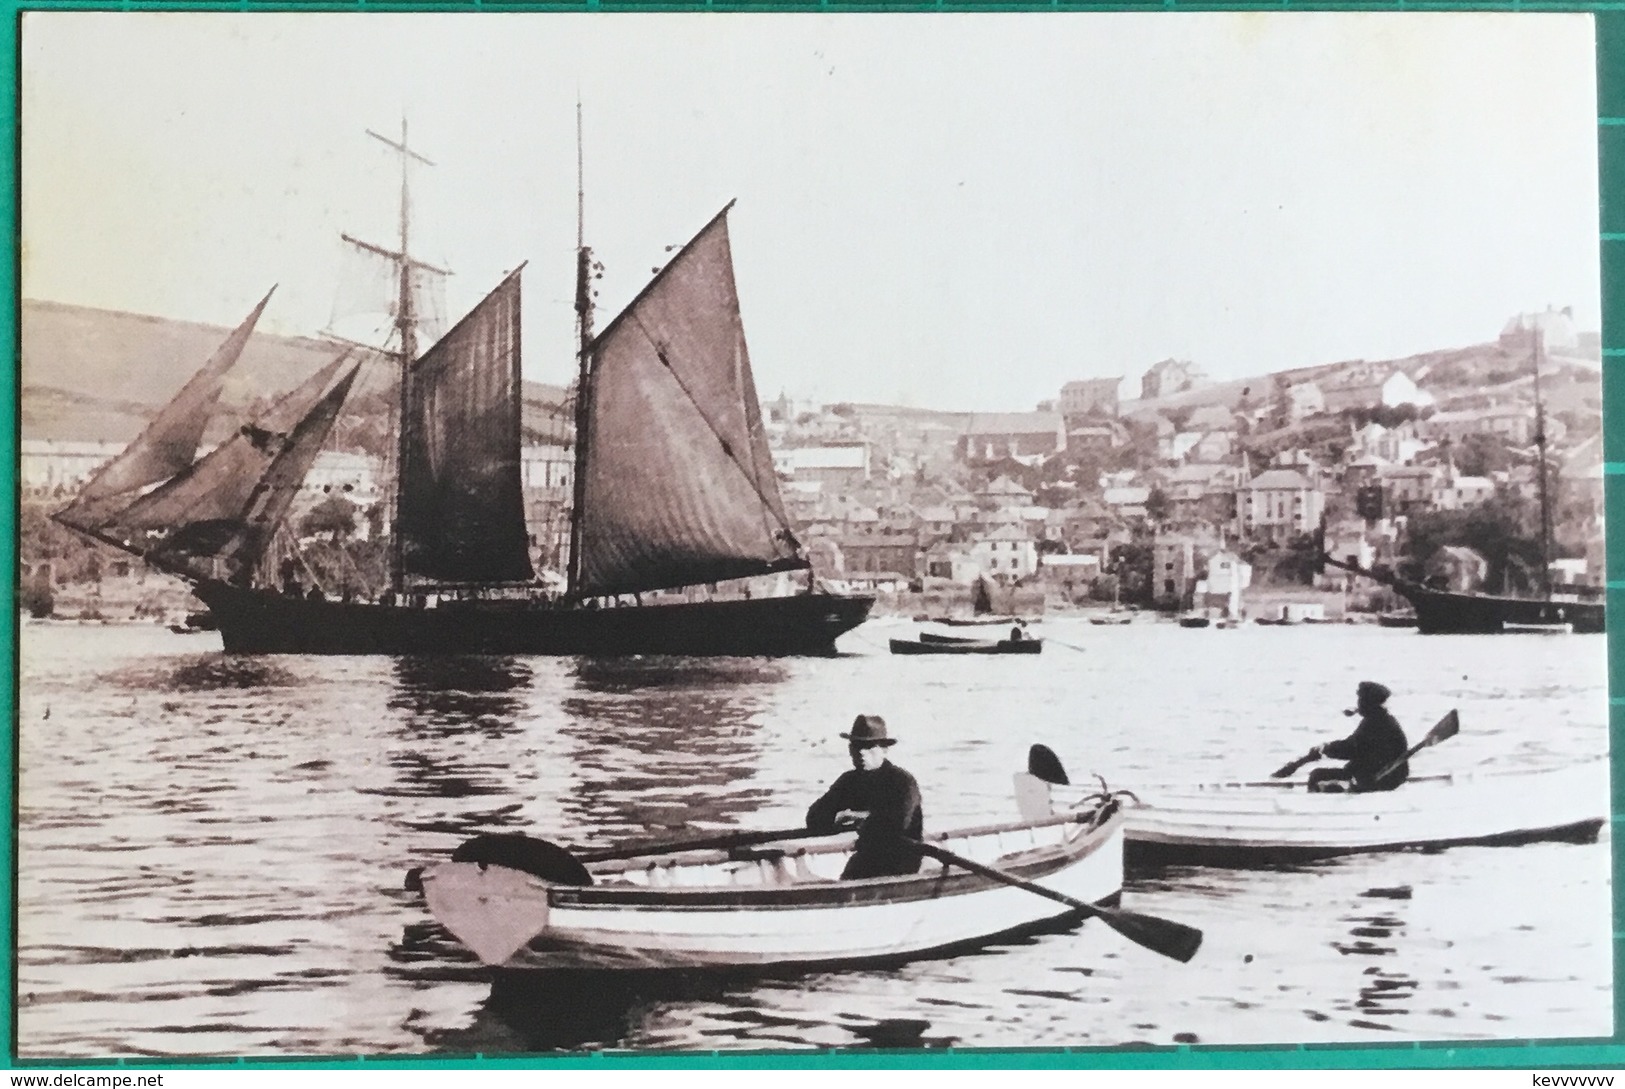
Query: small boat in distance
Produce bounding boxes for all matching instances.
[1502,621,1573,634]
[891,635,1042,655]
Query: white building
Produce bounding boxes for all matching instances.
[772,444,870,485]
[969,524,1039,582]
[522,443,574,492]
[1240,469,1324,543]
[19,439,124,495]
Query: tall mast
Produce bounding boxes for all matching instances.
[361,120,435,595]
[567,99,595,597]
[1532,320,1553,600]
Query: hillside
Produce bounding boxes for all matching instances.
[21,298,570,447]
[1121,336,1600,425]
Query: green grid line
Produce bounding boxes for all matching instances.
[2,0,1623,1075]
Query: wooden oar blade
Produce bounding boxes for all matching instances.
[1028,744,1071,786]
[1095,906,1204,964]
[1428,710,1460,745]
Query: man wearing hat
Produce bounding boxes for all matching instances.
[806,715,925,879]
[1307,681,1410,793]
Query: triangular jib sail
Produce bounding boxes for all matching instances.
[98,353,357,559]
[152,363,364,581]
[574,205,805,598]
[396,268,533,585]
[55,287,276,530]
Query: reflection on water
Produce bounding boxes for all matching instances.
[14,621,1612,1058]
[116,654,302,694]
[389,656,533,739]
[1335,885,1418,1031]
[557,658,785,838]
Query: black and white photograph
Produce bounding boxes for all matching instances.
[15,11,1612,1058]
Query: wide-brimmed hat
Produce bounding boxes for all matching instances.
[841,714,897,747]
[1356,681,1391,704]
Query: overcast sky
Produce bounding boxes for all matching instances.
[21,12,1601,411]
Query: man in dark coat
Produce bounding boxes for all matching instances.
[1308,681,1410,793]
[806,715,924,879]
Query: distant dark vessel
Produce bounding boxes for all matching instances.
[54,120,873,655]
[1322,329,1603,635]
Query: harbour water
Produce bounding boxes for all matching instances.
[15,616,1612,1058]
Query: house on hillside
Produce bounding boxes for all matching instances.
[1061,499,1117,546]
[1422,406,1561,448]
[1067,419,1128,452]
[1382,464,1444,515]
[1150,529,1223,610]
[1240,468,1324,544]
[970,524,1039,583]
[1155,463,1242,529]
[976,475,1035,510]
[958,412,1066,463]
[1320,367,1435,414]
[841,531,921,579]
[1060,378,1123,420]
[1196,550,1251,619]
[1433,467,1495,512]
[1141,359,1208,400]
[1102,484,1151,521]
[772,444,871,487]
[1499,307,1580,353]
[1350,421,1425,465]
[1039,552,1104,602]
[913,505,959,541]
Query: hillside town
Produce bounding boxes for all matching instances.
[18,300,1605,621]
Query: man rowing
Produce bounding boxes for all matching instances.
[1307,681,1410,793]
[806,715,925,878]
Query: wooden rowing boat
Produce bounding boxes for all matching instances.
[1119,761,1607,866]
[890,636,1042,655]
[420,806,1125,971]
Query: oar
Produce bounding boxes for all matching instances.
[1270,708,1460,783]
[1270,750,1322,779]
[909,838,1203,964]
[408,825,843,891]
[577,825,833,863]
[1373,709,1459,784]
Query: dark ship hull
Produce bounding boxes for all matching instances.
[1393,584,1604,635]
[192,580,875,656]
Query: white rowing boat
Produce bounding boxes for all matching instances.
[1118,761,1607,865]
[419,803,1128,971]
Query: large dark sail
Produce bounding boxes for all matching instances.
[574,206,805,598]
[93,355,356,575]
[153,363,363,581]
[396,270,533,585]
[55,288,275,530]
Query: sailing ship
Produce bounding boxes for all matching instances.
[53,121,875,655]
[1322,326,1604,634]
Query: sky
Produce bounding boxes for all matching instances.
[20,12,1602,412]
